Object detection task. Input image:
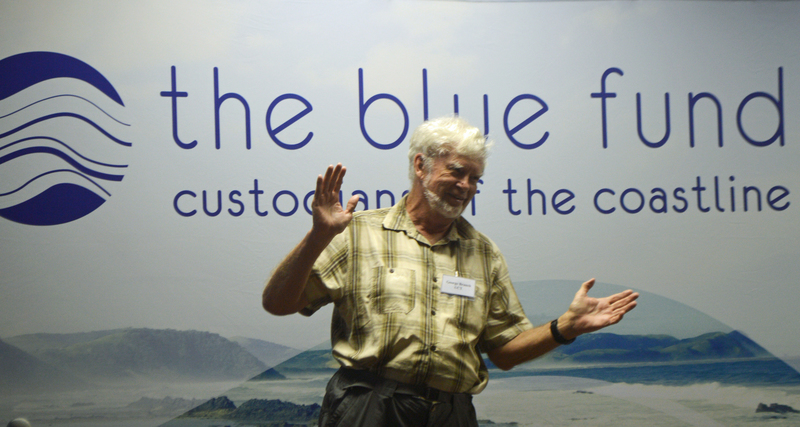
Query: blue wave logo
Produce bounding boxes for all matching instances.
[0,51,131,226]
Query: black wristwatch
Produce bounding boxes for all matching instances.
[550,319,576,345]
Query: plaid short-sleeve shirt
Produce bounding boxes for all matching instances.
[302,196,532,394]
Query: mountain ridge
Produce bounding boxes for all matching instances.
[2,328,268,386]
[4,328,793,394]
[268,330,783,375]
[0,338,87,394]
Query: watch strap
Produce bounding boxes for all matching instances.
[550,319,576,345]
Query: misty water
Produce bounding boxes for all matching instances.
[5,362,800,427]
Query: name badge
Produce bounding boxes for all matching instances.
[441,275,476,298]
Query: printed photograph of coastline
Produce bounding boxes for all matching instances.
[3,280,798,426]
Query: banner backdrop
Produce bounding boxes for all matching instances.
[2,1,800,426]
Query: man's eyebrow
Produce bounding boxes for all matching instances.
[448,162,483,181]
[449,161,464,169]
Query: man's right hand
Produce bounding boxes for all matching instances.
[311,163,360,239]
[263,163,358,316]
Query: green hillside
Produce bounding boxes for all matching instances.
[6,328,266,381]
[551,331,771,364]
[267,331,774,376]
[0,338,87,394]
[177,395,320,425]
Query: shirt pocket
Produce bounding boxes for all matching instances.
[373,266,416,314]
[438,277,487,338]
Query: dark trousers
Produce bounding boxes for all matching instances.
[319,368,480,427]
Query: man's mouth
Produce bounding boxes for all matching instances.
[448,194,467,204]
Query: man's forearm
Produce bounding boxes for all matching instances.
[486,315,570,371]
[262,229,333,316]
[263,163,359,316]
[486,278,638,370]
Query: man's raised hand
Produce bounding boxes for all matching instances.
[311,164,360,238]
[261,163,358,316]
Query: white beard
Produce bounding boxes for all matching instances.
[422,177,465,219]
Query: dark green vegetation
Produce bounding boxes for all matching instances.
[542,331,771,364]
[180,395,320,425]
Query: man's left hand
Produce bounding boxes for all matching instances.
[558,278,639,340]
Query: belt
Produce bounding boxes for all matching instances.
[337,368,464,403]
[395,380,454,403]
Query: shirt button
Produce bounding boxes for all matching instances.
[433,277,438,282]
[389,268,394,273]
[431,345,437,352]
[431,310,436,316]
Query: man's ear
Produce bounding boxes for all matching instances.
[413,153,426,180]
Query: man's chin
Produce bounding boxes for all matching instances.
[437,203,465,219]
[424,189,465,218]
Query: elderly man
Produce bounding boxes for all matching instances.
[263,116,638,427]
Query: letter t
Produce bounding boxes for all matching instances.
[160,66,197,149]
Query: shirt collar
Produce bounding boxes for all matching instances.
[382,195,478,246]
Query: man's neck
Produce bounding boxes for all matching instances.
[405,186,457,245]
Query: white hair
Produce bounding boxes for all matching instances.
[407,116,493,182]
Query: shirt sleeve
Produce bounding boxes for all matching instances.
[478,249,533,352]
[299,231,350,317]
